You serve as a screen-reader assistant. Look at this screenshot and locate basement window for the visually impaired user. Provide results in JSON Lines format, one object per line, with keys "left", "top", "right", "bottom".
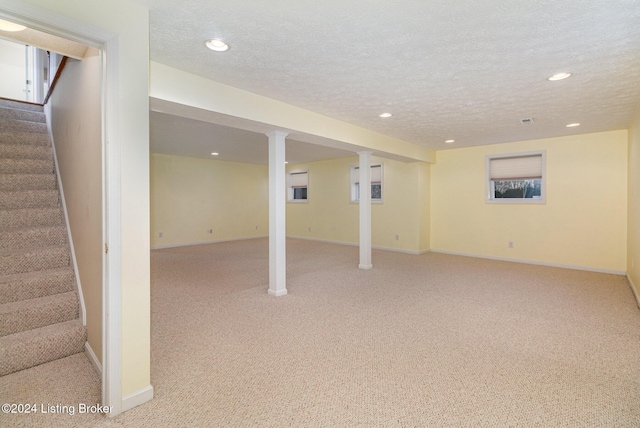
{"left": 288, "top": 171, "right": 308, "bottom": 202}
{"left": 486, "top": 151, "right": 546, "bottom": 203}
{"left": 351, "top": 164, "right": 383, "bottom": 202}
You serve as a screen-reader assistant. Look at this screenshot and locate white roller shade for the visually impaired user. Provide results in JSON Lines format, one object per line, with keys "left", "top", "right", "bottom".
{"left": 490, "top": 155, "right": 542, "bottom": 180}
{"left": 290, "top": 171, "right": 308, "bottom": 188}
{"left": 355, "top": 165, "right": 382, "bottom": 184}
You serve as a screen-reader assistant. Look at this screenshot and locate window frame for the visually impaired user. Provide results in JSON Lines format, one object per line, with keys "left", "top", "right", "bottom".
{"left": 287, "top": 170, "right": 309, "bottom": 203}
{"left": 485, "top": 150, "right": 546, "bottom": 204}
{"left": 350, "top": 163, "right": 383, "bottom": 203}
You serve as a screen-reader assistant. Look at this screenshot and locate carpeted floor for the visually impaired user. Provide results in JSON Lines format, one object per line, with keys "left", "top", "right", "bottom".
{"left": 2, "top": 238, "right": 639, "bottom": 427}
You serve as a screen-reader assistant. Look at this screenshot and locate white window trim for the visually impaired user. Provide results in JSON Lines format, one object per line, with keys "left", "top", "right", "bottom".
{"left": 350, "top": 163, "right": 384, "bottom": 204}
{"left": 485, "top": 150, "right": 546, "bottom": 204}
{"left": 287, "top": 170, "right": 308, "bottom": 203}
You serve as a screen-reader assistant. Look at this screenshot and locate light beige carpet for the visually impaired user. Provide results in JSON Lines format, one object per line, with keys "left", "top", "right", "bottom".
{"left": 2, "top": 238, "right": 639, "bottom": 427}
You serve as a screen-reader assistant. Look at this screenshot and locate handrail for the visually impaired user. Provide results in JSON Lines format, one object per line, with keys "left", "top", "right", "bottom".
{"left": 43, "top": 55, "right": 68, "bottom": 106}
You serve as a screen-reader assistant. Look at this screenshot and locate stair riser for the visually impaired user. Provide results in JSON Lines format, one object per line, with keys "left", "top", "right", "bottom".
{"left": 0, "top": 227, "right": 67, "bottom": 251}
{"left": 0, "top": 269, "right": 74, "bottom": 304}
{"left": 0, "top": 132, "right": 50, "bottom": 146}
{"left": 0, "top": 320, "right": 85, "bottom": 376}
{"left": 0, "top": 159, "right": 54, "bottom": 174}
{"left": 0, "top": 247, "right": 70, "bottom": 275}
{"left": 0, "top": 99, "right": 44, "bottom": 113}
{"left": 0, "top": 174, "right": 57, "bottom": 191}
{"left": 0, "top": 208, "right": 64, "bottom": 229}
{"left": 0, "top": 108, "right": 46, "bottom": 123}
{"left": 0, "top": 119, "right": 47, "bottom": 134}
{"left": 0, "top": 293, "right": 78, "bottom": 336}
{"left": 0, "top": 190, "right": 59, "bottom": 209}
{"left": 0, "top": 144, "right": 52, "bottom": 160}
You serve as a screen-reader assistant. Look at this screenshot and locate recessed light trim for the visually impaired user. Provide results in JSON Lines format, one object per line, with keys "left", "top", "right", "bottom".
{"left": 547, "top": 72, "right": 572, "bottom": 81}
{"left": 211, "top": 152, "right": 219, "bottom": 156}
{"left": 379, "top": 113, "right": 392, "bottom": 118}
{"left": 566, "top": 123, "right": 580, "bottom": 128}
{"left": 205, "top": 39, "right": 230, "bottom": 52}
{"left": 0, "top": 19, "right": 26, "bottom": 32}
{"left": 445, "top": 140, "right": 455, "bottom": 144}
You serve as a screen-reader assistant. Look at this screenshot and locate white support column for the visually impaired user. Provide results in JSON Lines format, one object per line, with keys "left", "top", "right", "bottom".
{"left": 267, "top": 130, "right": 289, "bottom": 296}
{"left": 358, "top": 151, "right": 373, "bottom": 269}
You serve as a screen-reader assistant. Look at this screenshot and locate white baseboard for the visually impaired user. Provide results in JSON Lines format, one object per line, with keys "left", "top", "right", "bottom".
{"left": 430, "top": 249, "right": 626, "bottom": 276}
{"left": 288, "top": 235, "right": 430, "bottom": 255}
{"left": 122, "top": 385, "right": 154, "bottom": 413}
{"left": 627, "top": 274, "right": 640, "bottom": 309}
{"left": 84, "top": 341, "right": 102, "bottom": 376}
{"left": 151, "top": 235, "right": 268, "bottom": 250}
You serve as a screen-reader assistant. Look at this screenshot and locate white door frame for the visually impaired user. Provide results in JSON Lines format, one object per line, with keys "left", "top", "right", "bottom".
{"left": 0, "top": 0, "right": 123, "bottom": 416}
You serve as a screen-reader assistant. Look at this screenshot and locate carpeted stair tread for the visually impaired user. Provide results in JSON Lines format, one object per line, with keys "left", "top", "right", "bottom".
{"left": 0, "top": 173, "right": 57, "bottom": 191}
{"left": 0, "top": 267, "right": 74, "bottom": 304}
{"left": 0, "top": 225, "right": 67, "bottom": 250}
{"left": 0, "top": 245, "right": 70, "bottom": 275}
{"left": 0, "top": 207, "right": 64, "bottom": 229}
{"left": 0, "top": 118, "right": 47, "bottom": 134}
{"left": 0, "top": 319, "right": 85, "bottom": 376}
{"left": 0, "top": 131, "right": 50, "bottom": 146}
{"left": 0, "top": 107, "right": 46, "bottom": 123}
{"left": 0, "top": 189, "right": 59, "bottom": 209}
{"left": 0, "top": 291, "right": 78, "bottom": 337}
{"left": 0, "top": 143, "right": 52, "bottom": 160}
{"left": 0, "top": 99, "right": 44, "bottom": 112}
{"left": 0, "top": 158, "right": 54, "bottom": 174}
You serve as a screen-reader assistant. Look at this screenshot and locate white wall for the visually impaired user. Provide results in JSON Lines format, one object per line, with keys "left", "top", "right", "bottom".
{"left": 0, "top": 38, "right": 26, "bottom": 100}
{"left": 47, "top": 49, "right": 103, "bottom": 364}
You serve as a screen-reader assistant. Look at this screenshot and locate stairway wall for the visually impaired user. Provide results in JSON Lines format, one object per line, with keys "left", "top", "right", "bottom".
{"left": 46, "top": 48, "right": 103, "bottom": 366}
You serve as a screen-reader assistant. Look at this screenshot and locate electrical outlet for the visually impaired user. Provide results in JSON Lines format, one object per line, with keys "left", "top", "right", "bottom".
{"left": 395, "top": 234, "right": 399, "bottom": 240}
{"left": 508, "top": 241, "right": 514, "bottom": 248}
{"left": 308, "top": 226, "right": 311, "bottom": 232}
{"left": 255, "top": 225, "right": 258, "bottom": 230}
{"left": 207, "top": 229, "right": 213, "bottom": 234}
{"left": 159, "top": 232, "right": 163, "bottom": 238}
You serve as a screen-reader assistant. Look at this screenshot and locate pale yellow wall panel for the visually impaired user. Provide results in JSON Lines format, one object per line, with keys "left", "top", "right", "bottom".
{"left": 150, "top": 154, "right": 268, "bottom": 248}
{"left": 431, "top": 131, "right": 628, "bottom": 272}
{"left": 628, "top": 108, "right": 640, "bottom": 294}
{"left": 48, "top": 54, "right": 103, "bottom": 364}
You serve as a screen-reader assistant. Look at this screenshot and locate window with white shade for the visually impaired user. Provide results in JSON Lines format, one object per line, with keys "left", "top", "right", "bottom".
{"left": 486, "top": 151, "right": 545, "bottom": 203}
{"left": 351, "top": 164, "right": 383, "bottom": 202}
{"left": 288, "top": 171, "right": 308, "bottom": 201}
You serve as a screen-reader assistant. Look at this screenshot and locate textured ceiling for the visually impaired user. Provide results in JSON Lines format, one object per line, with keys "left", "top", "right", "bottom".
{"left": 145, "top": 0, "right": 640, "bottom": 152}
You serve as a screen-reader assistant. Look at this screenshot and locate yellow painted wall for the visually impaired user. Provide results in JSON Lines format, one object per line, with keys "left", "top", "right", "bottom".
{"left": 286, "top": 156, "right": 430, "bottom": 253}
{"left": 19, "top": 0, "right": 152, "bottom": 398}
{"left": 150, "top": 153, "right": 268, "bottom": 248}
{"left": 431, "top": 131, "right": 628, "bottom": 272}
{"left": 48, "top": 49, "right": 103, "bottom": 364}
{"left": 628, "top": 108, "right": 640, "bottom": 298}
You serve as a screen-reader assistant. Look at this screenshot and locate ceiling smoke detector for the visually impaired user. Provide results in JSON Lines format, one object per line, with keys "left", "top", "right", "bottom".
{"left": 520, "top": 118, "right": 534, "bottom": 125}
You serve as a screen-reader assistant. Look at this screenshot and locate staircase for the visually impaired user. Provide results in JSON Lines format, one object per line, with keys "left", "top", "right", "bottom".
{"left": 0, "top": 99, "right": 86, "bottom": 376}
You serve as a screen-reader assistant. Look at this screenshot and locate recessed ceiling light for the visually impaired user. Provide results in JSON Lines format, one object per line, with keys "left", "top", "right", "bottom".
{"left": 547, "top": 72, "right": 572, "bottom": 81}
{"left": 211, "top": 152, "right": 219, "bottom": 156}
{"left": 379, "top": 113, "right": 392, "bottom": 118}
{"left": 445, "top": 140, "right": 455, "bottom": 143}
{"left": 566, "top": 123, "right": 580, "bottom": 128}
{"left": 205, "top": 39, "right": 230, "bottom": 52}
{"left": 0, "top": 19, "right": 26, "bottom": 32}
